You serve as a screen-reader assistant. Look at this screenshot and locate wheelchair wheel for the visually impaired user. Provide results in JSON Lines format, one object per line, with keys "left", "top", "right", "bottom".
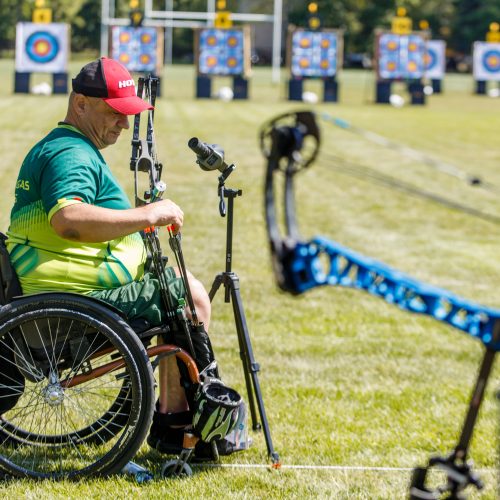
{"left": 0, "top": 377, "right": 132, "bottom": 447}
{"left": 0, "top": 293, "right": 155, "bottom": 480}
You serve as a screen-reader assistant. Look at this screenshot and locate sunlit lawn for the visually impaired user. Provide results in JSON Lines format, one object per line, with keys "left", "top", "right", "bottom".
{"left": 0, "top": 58, "right": 499, "bottom": 498}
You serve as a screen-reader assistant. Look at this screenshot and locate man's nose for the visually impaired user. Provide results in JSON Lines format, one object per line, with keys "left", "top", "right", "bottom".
{"left": 119, "top": 115, "right": 130, "bottom": 129}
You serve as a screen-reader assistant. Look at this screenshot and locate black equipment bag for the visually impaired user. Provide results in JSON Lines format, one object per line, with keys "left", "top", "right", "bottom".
{"left": 0, "top": 232, "right": 25, "bottom": 412}
{"left": 0, "top": 233, "right": 22, "bottom": 305}
{"left": 0, "top": 335, "right": 26, "bottom": 413}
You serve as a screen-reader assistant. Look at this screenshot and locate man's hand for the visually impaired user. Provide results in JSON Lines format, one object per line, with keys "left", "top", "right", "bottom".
{"left": 146, "top": 199, "right": 184, "bottom": 233}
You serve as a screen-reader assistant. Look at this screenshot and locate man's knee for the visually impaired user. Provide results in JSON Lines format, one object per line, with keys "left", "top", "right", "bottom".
{"left": 178, "top": 269, "right": 211, "bottom": 326}
{"left": 190, "top": 277, "right": 210, "bottom": 308}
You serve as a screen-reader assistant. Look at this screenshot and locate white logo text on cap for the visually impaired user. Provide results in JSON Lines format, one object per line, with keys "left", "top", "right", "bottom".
{"left": 118, "top": 79, "right": 134, "bottom": 88}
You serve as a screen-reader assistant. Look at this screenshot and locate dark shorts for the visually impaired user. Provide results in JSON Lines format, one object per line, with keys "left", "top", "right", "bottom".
{"left": 88, "top": 268, "right": 185, "bottom": 327}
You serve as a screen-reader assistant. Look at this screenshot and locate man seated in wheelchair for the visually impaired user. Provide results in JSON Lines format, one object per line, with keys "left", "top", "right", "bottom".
{"left": 4, "top": 57, "right": 244, "bottom": 460}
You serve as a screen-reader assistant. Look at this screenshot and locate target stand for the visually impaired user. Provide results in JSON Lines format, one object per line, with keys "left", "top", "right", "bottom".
{"left": 374, "top": 30, "right": 427, "bottom": 105}
{"left": 286, "top": 28, "right": 342, "bottom": 103}
{"left": 196, "top": 74, "right": 249, "bottom": 100}
{"left": 425, "top": 40, "right": 446, "bottom": 95}
{"left": 473, "top": 41, "right": 500, "bottom": 95}
{"left": 14, "top": 71, "right": 68, "bottom": 94}
{"left": 110, "top": 25, "right": 164, "bottom": 97}
{"left": 14, "top": 22, "right": 69, "bottom": 95}
{"left": 288, "top": 76, "right": 338, "bottom": 102}
{"left": 194, "top": 27, "right": 251, "bottom": 100}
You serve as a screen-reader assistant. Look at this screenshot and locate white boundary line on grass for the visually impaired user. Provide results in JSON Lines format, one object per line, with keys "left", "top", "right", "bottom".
{"left": 194, "top": 464, "right": 496, "bottom": 473}
{"left": 195, "top": 464, "right": 411, "bottom": 471}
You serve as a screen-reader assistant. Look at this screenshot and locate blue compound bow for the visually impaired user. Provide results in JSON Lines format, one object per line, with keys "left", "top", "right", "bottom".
{"left": 260, "top": 110, "right": 499, "bottom": 499}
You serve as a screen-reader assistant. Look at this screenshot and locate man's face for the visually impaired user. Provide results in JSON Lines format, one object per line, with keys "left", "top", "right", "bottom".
{"left": 81, "top": 96, "right": 130, "bottom": 149}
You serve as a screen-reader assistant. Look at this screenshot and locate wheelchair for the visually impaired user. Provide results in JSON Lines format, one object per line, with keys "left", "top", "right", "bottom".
{"left": 0, "top": 233, "right": 204, "bottom": 480}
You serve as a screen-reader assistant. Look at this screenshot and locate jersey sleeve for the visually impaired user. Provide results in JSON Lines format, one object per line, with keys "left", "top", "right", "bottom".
{"left": 40, "top": 147, "right": 100, "bottom": 222}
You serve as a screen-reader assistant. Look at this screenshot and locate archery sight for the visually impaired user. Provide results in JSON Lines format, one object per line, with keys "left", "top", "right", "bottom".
{"left": 129, "top": 77, "right": 164, "bottom": 207}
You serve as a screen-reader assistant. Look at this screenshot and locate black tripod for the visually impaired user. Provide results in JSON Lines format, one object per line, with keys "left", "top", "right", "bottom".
{"left": 208, "top": 175, "right": 280, "bottom": 466}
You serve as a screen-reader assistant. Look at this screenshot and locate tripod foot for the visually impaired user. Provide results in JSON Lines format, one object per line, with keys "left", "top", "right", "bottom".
{"left": 270, "top": 452, "right": 281, "bottom": 469}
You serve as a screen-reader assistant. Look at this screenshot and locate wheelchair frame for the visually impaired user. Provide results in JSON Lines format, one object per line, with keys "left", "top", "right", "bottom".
{"left": 0, "top": 232, "right": 203, "bottom": 480}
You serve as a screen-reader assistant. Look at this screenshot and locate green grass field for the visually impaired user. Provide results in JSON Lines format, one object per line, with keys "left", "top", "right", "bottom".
{"left": 0, "top": 58, "right": 499, "bottom": 498}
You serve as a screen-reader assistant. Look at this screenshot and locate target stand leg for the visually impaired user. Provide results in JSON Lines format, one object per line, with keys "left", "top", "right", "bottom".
{"left": 475, "top": 80, "right": 487, "bottom": 95}
{"left": 431, "top": 79, "right": 442, "bottom": 94}
{"left": 288, "top": 78, "right": 303, "bottom": 101}
{"left": 14, "top": 72, "right": 31, "bottom": 93}
{"left": 53, "top": 72, "right": 68, "bottom": 94}
{"left": 196, "top": 75, "right": 212, "bottom": 98}
{"left": 375, "top": 80, "right": 391, "bottom": 103}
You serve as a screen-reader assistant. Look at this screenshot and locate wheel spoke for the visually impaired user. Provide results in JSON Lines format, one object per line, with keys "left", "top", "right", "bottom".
{"left": 0, "top": 298, "right": 153, "bottom": 479}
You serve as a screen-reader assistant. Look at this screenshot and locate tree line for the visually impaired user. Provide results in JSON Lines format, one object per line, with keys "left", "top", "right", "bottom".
{"left": 288, "top": 0, "right": 500, "bottom": 56}
{"left": 1, "top": 0, "right": 499, "bottom": 61}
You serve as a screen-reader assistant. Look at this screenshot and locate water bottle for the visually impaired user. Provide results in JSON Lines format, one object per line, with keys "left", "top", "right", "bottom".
{"left": 225, "top": 401, "right": 252, "bottom": 452}
{"left": 121, "top": 461, "right": 154, "bottom": 484}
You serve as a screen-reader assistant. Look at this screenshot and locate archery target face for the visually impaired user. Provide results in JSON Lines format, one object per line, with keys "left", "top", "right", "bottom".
{"left": 290, "top": 30, "right": 338, "bottom": 77}
{"left": 15, "top": 22, "right": 68, "bottom": 73}
{"left": 198, "top": 29, "right": 246, "bottom": 75}
{"left": 111, "top": 26, "right": 159, "bottom": 73}
{"left": 377, "top": 33, "right": 425, "bottom": 80}
{"left": 473, "top": 42, "right": 500, "bottom": 81}
{"left": 424, "top": 40, "right": 446, "bottom": 79}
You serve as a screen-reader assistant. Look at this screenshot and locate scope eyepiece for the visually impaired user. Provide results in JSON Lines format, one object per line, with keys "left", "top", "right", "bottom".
{"left": 188, "top": 137, "right": 212, "bottom": 159}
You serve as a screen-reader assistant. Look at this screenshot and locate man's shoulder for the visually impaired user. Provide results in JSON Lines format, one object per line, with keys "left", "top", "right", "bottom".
{"left": 44, "top": 127, "right": 96, "bottom": 153}
{"left": 36, "top": 128, "right": 104, "bottom": 170}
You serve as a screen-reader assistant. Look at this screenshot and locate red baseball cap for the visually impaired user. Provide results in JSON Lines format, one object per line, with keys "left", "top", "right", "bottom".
{"left": 72, "top": 57, "right": 153, "bottom": 115}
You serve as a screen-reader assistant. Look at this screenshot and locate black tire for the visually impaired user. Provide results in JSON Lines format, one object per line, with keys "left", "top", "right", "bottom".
{"left": 161, "top": 459, "right": 193, "bottom": 478}
{"left": 0, "top": 293, "right": 155, "bottom": 480}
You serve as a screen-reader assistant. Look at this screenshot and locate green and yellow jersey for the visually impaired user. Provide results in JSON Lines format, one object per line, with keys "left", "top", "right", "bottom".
{"left": 7, "top": 124, "right": 146, "bottom": 294}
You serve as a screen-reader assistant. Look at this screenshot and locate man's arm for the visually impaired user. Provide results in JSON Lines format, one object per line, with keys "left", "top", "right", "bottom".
{"left": 50, "top": 199, "right": 184, "bottom": 243}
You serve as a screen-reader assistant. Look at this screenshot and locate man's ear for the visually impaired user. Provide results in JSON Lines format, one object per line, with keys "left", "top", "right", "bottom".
{"left": 73, "top": 93, "right": 87, "bottom": 116}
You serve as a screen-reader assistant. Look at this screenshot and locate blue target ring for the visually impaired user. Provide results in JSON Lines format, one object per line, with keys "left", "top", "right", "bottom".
{"left": 482, "top": 49, "right": 500, "bottom": 73}
{"left": 425, "top": 48, "right": 437, "bottom": 70}
{"left": 26, "top": 31, "right": 59, "bottom": 64}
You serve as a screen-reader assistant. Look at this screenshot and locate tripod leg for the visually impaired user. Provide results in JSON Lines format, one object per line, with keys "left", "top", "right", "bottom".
{"left": 232, "top": 298, "right": 260, "bottom": 432}
{"left": 208, "top": 273, "right": 224, "bottom": 302}
{"left": 226, "top": 272, "right": 280, "bottom": 464}
{"left": 210, "top": 272, "right": 259, "bottom": 423}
